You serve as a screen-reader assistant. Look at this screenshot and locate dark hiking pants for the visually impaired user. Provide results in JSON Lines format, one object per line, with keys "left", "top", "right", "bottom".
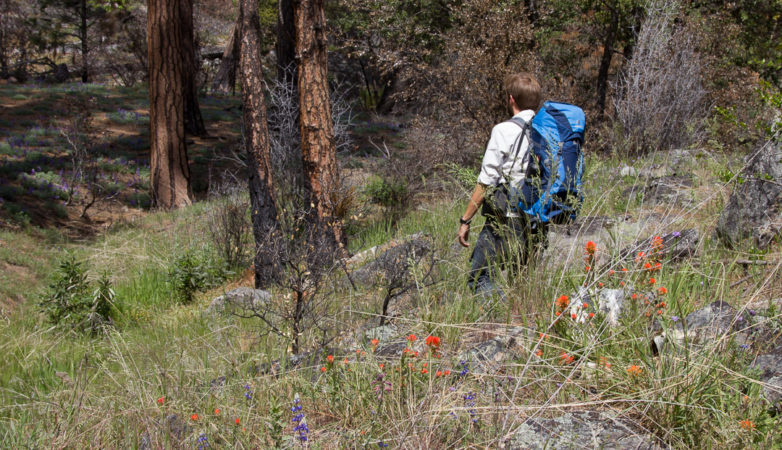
{"left": 467, "top": 214, "right": 548, "bottom": 292}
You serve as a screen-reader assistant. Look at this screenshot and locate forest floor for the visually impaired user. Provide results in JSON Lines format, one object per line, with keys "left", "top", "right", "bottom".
{"left": 0, "top": 82, "right": 780, "bottom": 448}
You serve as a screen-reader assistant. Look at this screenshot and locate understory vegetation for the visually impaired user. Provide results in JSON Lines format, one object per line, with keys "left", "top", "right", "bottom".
{"left": 0, "top": 144, "right": 780, "bottom": 447}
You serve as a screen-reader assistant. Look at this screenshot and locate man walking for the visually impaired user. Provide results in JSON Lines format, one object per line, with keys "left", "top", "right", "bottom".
{"left": 457, "top": 72, "right": 546, "bottom": 299}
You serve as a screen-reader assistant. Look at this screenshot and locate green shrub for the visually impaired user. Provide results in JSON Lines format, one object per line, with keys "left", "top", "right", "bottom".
{"left": 39, "top": 256, "right": 115, "bottom": 334}
{"left": 168, "top": 249, "right": 231, "bottom": 304}
{"left": 364, "top": 176, "right": 409, "bottom": 209}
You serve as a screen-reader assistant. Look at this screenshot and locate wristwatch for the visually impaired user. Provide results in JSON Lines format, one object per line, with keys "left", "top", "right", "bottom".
{"left": 459, "top": 217, "right": 471, "bottom": 225}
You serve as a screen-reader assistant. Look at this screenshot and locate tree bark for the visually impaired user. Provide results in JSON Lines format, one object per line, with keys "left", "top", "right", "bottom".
{"left": 181, "top": 0, "right": 207, "bottom": 136}
{"left": 240, "top": 0, "right": 279, "bottom": 288}
{"left": 294, "top": 0, "right": 345, "bottom": 247}
{"left": 596, "top": 6, "right": 619, "bottom": 116}
{"left": 211, "top": 17, "right": 240, "bottom": 94}
{"left": 148, "top": 0, "right": 193, "bottom": 209}
{"left": 276, "top": 0, "right": 296, "bottom": 84}
{"left": 80, "top": 0, "right": 88, "bottom": 82}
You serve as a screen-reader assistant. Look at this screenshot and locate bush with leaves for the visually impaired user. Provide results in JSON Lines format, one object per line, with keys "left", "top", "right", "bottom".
{"left": 169, "top": 248, "right": 231, "bottom": 305}
{"left": 40, "top": 255, "right": 115, "bottom": 334}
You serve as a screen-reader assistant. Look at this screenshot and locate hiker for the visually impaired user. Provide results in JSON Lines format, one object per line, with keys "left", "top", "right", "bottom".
{"left": 457, "top": 72, "right": 548, "bottom": 298}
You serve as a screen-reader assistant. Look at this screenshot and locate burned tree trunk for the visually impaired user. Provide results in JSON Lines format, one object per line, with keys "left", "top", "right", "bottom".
{"left": 293, "top": 0, "right": 345, "bottom": 248}
{"left": 79, "top": 0, "right": 88, "bottom": 82}
{"left": 276, "top": 0, "right": 296, "bottom": 84}
{"left": 596, "top": 6, "right": 619, "bottom": 116}
{"left": 211, "top": 17, "right": 241, "bottom": 94}
{"left": 181, "top": 0, "right": 206, "bottom": 136}
{"left": 240, "top": 0, "right": 279, "bottom": 288}
{"left": 148, "top": 0, "right": 193, "bottom": 209}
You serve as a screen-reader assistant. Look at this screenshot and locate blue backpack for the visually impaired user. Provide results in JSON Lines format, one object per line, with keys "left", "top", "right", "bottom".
{"left": 518, "top": 101, "right": 585, "bottom": 224}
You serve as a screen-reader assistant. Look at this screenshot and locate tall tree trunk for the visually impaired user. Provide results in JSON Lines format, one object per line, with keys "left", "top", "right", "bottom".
{"left": 240, "top": 0, "right": 279, "bottom": 288}
{"left": 181, "top": 0, "right": 207, "bottom": 136}
{"left": 293, "top": 0, "right": 344, "bottom": 248}
{"left": 596, "top": 7, "right": 619, "bottom": 116}
{"left": 0, "top": 15, "right": 8, "bottom": 79}
{"left": 211, "top": 18, "right": 240, "bottom": 94}
{"left": 80, "top": 0, "right": 88, "bottom": 83}
{"left": 148, "top": 0, "right": 193, "bottom": 209}
{"left": 276, "top": 0, "right": 296, "bottom": 84}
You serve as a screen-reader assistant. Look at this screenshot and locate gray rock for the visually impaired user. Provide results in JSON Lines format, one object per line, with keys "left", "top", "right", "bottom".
{"left": 365, "top": 325, "right": 398, "bottom": 343}
{"left": 638, "top": 164, "right": 671, "bottom": 179}
{"left": 620, "top": 165, "right": 638, "bottom": 177}
{"left": 716, "top": 140, "right": 782, "bottom": 249}
{"left": 544, "top": 215, "right": 638, "bottom": 269}
{"left": 376, "top": 341, "right": 407, "bottom": 358}
{"left": 206, "top": 287, "right": 271, "bottom": 315}
{"left": 458, "top": 327, "right": 527, "bottom": 374}
{"left": 651, "top": 301, "right": 765, "bottom": 353}
{"left": 624, "top": 175, "right": 694, "bottom": 206}
{"left": 620, "top": 229, "right": 699, "bottom": 263}
{"left": 570, "top": 287, "right": 629, "bottom": 327}
{"left": 597, "top": 288, "right": 627, "bottom": 326}
{"left": 746, "top": 297, "right": 782, "bottom": 315}
{"left": 751, "top": 342, "right": 782, "bottom": 412}
{"left": 507, "top": 410, "right": 661, "bottom": 449}
{"left": 345, "top": 233, "right": 431, "bottom": 289}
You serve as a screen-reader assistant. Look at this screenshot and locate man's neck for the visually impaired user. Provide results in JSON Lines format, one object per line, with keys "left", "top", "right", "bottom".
{"left": 512, "top": 107, "right": 522, "bottom": 116}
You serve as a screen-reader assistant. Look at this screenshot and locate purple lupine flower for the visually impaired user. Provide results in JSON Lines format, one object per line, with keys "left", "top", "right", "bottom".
{"left": 196, "top": 433, "right": 209, "bottom": 449}
{"left": 464, "top": 391, "right": 478, "bottom": 423}
{"left": 291, "top": 396, "right": 309, "bottom": 443}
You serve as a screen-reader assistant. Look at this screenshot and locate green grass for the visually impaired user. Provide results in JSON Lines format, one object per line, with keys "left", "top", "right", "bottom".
{"left": 0, "top": 146, "right": 779, "bottom": 447}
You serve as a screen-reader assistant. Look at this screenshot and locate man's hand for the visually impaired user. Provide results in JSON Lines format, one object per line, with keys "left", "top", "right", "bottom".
{"left": 458, "top": 223, "right": 471, "bottom": 247}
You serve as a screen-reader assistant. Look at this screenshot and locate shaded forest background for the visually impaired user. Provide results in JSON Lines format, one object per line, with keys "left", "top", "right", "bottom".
{"left": 2, "top": 0, "right": 779, "bottom": 157}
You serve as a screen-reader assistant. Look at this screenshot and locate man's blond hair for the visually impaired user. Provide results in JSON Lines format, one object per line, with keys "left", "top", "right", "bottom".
{"left": 504, "top": 73, "right": 542, "bottom": 111}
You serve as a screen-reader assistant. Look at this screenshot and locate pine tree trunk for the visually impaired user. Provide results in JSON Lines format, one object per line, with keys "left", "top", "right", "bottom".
{"left": 211, "top": 18, "right": 240, "bottom": 94}
{"left": 181, "top": 0, "right": 207, "bottom": 136}
{"left": 293, "top": 0, "right": 345, "bottom": 247}
{"left": 240, "top": 0, "right": 279, "bottom": 288}
{"left": 80, "top": 0, "right": 88, "bottom": 83}
{"left": 596, "top": 7, "right": 619, "bottom": 116}
{"left": 148, "top": 0, "right": 193, "bottom": 209}
{"left": 276, "top": 0, "right": 296, "bottom": 84}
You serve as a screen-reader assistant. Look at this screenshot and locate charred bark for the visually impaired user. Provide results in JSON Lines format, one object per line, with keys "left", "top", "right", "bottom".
{"left": 276, "top": 0, "right": 296, "bottom": 84}
{"left": 211, "top": 17, "right": 241, "bottom": 94}
{"left": 294, "top": 0, "right": 345, "bottom": 248}
{"left": 148, "top": 0, "right": 193, "bottom": 209}
{"left": 596, "top": 6, "right": 619, "bottom": 116}
{"left": 240, "top": 0, "right": 279, "bottom": 288}
{"left": 181, "top": 0, "right": 206, "bottom": 136}
{"left": 80, "top": 0, "right": 88, "bottom": 82}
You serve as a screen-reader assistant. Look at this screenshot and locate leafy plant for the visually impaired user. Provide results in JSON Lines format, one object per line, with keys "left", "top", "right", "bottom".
{"left": 39, "top": 255, "right": 115, "bottom": 334}
{"left": 364, "top": 176, "right": 408, "bottom": 209}
{"left": 168, "top": 249, "right": 230, "bottom": 305}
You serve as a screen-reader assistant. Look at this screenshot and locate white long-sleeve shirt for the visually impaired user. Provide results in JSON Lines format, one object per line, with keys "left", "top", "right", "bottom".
{"left": 477, "top": 109, "right": 535, "bottom": 187}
